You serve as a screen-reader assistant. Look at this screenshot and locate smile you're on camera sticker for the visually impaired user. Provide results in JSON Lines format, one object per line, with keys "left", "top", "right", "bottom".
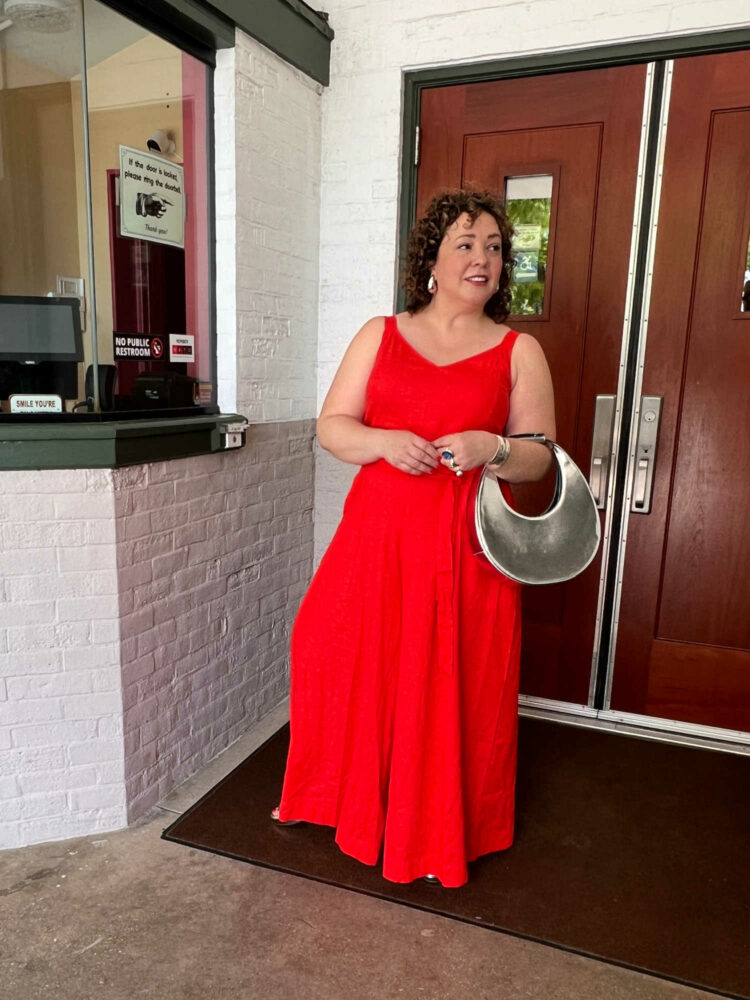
{"left": 119, "top": 145, "right": 185, "bottom": 248}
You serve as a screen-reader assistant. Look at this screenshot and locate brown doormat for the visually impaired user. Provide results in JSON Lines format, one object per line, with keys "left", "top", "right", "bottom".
{"left": 162, "top": 716, "right": 750, "bottom": 999}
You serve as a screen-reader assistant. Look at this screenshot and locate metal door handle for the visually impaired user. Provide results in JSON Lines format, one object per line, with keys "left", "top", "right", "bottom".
{"left": 633, "top": 457, "right": 649, "bottom": 509}
{"left": 591, "top": 457, "right": 604, "bottom": 503}
{"left": 630, "top": 396, "right": 663, "bottom": 514}
{"left": 590, "top": 395, "right": 615, "bottom": 508}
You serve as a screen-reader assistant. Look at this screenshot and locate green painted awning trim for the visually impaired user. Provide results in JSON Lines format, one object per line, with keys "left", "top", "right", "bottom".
{"left": 102, "top": 0, "right": 332, "bottom": 83}
{"left": 214, "top": 0, "right": 332, "bottom": 85}
{"left": 161, "top": 0, "right": 333, "bottom": 84}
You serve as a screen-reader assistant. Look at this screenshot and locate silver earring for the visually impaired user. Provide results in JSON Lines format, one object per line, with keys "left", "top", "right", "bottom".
{"left": 427, "top": 273, "right": 436, "bottom": 293}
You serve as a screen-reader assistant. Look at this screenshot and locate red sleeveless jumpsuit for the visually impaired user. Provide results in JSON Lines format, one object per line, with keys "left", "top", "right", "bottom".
{"left": 278, "top": 316, "right": 522, "bottom": 888}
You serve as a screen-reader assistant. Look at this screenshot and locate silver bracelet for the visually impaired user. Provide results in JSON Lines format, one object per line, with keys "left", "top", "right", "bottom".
{"left": 488, "top": 434, "right": 511, "bottom": 467}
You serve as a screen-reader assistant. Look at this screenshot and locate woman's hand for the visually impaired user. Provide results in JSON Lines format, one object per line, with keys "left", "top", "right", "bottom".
{"left": 432, "top": 430, "right": 497, "bottom": 473}
{"left": 380, "top": 430, "right": 441, "bottom": 476}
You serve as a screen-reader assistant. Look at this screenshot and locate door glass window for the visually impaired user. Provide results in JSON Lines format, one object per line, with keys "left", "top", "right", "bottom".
{"left": 741, "top": 231, "right": 750, "bottom": 312}
{"left": 505, "top": 174, "right": 553, "bottom": 316}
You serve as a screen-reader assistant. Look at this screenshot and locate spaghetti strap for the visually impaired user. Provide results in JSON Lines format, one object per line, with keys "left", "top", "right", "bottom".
{"left": 502, "top": 328, "right": 520, "bottom": 356}
{"left": 383, "top": 314, "right": 397, "bottom": 339}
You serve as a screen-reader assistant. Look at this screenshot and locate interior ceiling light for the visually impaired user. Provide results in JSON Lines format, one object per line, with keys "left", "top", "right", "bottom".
{"left": 3, "top": 0, "right": 77, "bottom": 33}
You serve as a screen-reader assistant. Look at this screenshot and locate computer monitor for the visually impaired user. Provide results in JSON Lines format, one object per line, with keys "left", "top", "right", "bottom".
{"left": 0, "top": 295, "right": 83, "bottom": 363}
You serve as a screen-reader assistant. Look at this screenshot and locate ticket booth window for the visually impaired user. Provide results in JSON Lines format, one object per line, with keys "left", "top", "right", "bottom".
{"left": 0, "top": 0, "right": 214, "bottom": 417}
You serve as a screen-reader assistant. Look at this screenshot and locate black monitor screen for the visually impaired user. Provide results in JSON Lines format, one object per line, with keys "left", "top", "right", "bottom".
{"left": 0, "top": 296, "right": 83, "bottom": 363}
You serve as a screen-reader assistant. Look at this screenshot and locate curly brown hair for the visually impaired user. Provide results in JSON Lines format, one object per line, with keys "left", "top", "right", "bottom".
{"left": 402, "top": 188, "right": 515, "bottom": 322}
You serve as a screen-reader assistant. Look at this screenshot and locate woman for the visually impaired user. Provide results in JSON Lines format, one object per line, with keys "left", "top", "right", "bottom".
{"left": 273, "top": 189, "right": 555, "bottom": 888}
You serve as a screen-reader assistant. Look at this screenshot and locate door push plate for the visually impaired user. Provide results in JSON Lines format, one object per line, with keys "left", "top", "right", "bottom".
{"left": 589, "top": 395, "right": 616, "bottom": 509}
{"left": 631, "top": 396, "right": 662, "bottom": 514}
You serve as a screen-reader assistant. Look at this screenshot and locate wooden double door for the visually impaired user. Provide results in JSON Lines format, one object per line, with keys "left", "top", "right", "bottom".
{"left": 416, "top": 50, "right": 750, "bottom": 735}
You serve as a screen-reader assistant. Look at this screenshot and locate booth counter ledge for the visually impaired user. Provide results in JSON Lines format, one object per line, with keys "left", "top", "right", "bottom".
{"left": 0, "top": 414, "right": 248, "bottom": 470}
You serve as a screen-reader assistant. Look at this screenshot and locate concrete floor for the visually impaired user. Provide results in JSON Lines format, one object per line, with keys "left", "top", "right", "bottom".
{"left": 1, "top": 703, "right": 723, "bottom": 1000}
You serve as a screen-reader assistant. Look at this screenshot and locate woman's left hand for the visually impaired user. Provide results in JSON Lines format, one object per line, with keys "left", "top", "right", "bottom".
{"left": 432, "top": 431, "right": 497, "bottom": 473}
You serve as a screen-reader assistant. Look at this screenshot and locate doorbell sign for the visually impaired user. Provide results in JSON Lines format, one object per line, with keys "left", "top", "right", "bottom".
{"left": 169, "top": 334, "right": 195, "bottom": 363}
{"left": 119, "top": 145, "right": 185, "bottom": 248}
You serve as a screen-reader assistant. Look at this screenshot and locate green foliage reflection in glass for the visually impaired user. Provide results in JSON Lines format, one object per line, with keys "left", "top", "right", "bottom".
{"left": 504, "top": 175, "right": 553, "bottom": 316}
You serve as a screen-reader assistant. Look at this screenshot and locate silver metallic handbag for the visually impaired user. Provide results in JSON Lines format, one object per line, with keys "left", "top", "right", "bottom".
{"left": 472, "top": 433, "right": 601, "bottom": 585}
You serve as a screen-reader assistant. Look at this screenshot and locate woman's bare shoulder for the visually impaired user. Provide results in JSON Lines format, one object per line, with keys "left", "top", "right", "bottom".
{"left": 349, "top": 315, "right": 389, "bottom": 349}
{"left": 510, "top": 330, "right": 543, "bottom": 352}
{"left": 319, "top": 317, "right": 389, "bottom": 419}
{"left": 509, "top": 331, "right": 551, "bottom": 385}
{"left": 333, "top": 316, "right": 389, "bottom": 373}
{"left": 510, "top": 331, "right": 549, "bottom": 363}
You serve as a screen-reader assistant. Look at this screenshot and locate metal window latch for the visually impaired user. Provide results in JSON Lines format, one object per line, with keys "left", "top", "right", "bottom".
{"left": 219, "top": 419, "right": 248, "bottom": 450}
{"left": 631, "top": 396, "right": 662, "bottom": 514}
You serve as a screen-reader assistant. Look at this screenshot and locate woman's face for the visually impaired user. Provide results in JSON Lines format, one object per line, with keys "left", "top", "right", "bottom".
{"left": 431, "top": 211, "right": 503, "bottom": 306}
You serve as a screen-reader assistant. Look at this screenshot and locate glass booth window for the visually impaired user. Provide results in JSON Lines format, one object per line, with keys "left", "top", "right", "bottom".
{"left": 0, "top": 3, "right": 89, "bottom": 413}
{"left": 505, "top": 175, "right": 553, "bottom": 317}
{"left": 0, "top": 0, "right": 213, "bottom": 417}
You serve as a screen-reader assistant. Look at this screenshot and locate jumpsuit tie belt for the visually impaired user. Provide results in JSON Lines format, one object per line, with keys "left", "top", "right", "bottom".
{"left": 435, "top": 472, "right": 467, "bottom": 678}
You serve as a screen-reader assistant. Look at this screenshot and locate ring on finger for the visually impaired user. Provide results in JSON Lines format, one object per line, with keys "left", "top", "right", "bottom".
{"left": 440, "top": 449, "right": 463, "bottom": 476}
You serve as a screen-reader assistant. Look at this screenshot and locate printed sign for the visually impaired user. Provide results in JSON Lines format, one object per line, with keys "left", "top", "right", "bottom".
{"left": 514, "top": 252, "right": 539, "bottom": 283}
{"left": 119, "top": 145, "right": 185, "bottom": 248}
{"left": 169, "top": 334, "right": 195, "bottom": 363}
{"left": 512, "top": 224, "right": 542, "bottom": 252}
{"left": 10, "top": 394, "right": 63, "bottom": 414}
{"left": 196, "top": 381, "right": 213, "bottom": 405}
{"left": 113, "top": 333, "right": 165, "bottom": 360}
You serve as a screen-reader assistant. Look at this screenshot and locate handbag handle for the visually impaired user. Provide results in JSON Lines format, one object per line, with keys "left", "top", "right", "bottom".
{"left": 506, "top": 432, "right": 553, "bottom": 446}
{"left": 503, "top": 433, "right": 559, "bottom": 506}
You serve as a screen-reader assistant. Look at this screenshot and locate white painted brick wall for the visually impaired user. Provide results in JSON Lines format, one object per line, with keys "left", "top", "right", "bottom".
{"left": 0, "top": 423, "right": 315, "bottom": 849}
{"left": 0, "top": 470, "right": 125, "bottom": 850}
{"left": 115, "top": 425, "right": 314, "bottom": 823}
{"left": 313, "top": 0, "right": 750, "bottom": 561}
{"left": 216, "top": 29, "right": 322, "bottom": 424}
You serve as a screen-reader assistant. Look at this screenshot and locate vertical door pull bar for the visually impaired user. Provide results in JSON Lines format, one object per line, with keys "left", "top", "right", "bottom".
{"left": 631, "top": 396, "right": 663, "bottom": 513}
{"left": 589, "top": 395, "right": 616, "bottom": 508}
